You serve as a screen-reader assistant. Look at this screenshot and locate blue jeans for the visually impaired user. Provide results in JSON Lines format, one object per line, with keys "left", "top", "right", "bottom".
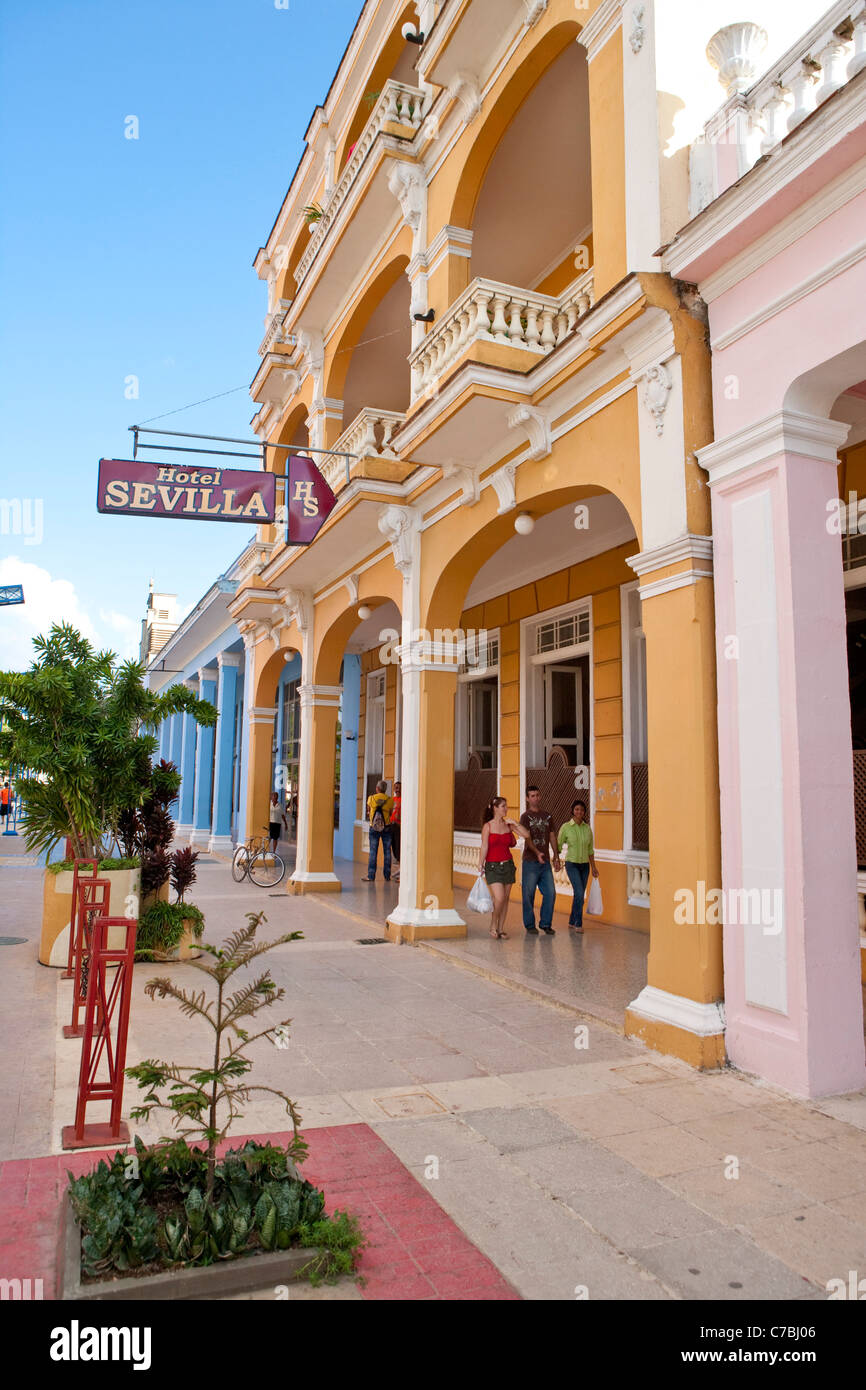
{"left": 367, "top": 828, "right": 392, "bottom": 880}
{"left": 565, "top": 861, "right": 590, "bottom": 926}
{"left": 521, "top": 858, "right": 555, "bottom": 930}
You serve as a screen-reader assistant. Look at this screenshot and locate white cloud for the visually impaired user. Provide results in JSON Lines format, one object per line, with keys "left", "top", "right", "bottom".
{"left": 98, "top": 608, "right": 141, "bottom": 661}
{"left": 0, "top": 558, "right": 139, "bottom": 671}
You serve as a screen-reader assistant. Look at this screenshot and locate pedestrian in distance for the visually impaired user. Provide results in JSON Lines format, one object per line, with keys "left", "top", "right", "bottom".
{"left": 519, "top": 785, "right": 562, "bottom": 934}
{"left": 557, "top": 799, "right": 598, "bottom": 932}
{"left": 479, "top": 797, "right": 533, "bottom": 939}
{"left": 268, "top": 791, "right": 288, "bottom": 855}
{"left": 363, "top": 780, "right": 394, "bottom": 882}
{"left": 391, "top": 780, "right": 402, "bottom": 882}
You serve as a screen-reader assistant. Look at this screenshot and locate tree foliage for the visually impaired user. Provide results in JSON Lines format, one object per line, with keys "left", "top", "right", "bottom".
{"left": 0, "top": 624, "right": 216, "bottom": 860}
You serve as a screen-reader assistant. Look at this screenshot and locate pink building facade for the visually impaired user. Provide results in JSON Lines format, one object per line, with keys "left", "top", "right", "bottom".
{"left": 667, "top": 14, "right": 866, "bottom": 1096}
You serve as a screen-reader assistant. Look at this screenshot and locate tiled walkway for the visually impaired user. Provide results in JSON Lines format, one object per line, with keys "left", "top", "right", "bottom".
{"left": 324, "top": 857, "right": 649, "bottom": 1025}
{"left": 3, "top": 857, "right": 866, "bottom": 1300}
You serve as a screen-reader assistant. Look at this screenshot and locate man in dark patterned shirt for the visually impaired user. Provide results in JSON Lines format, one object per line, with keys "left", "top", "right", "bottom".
{"left": 519, "top": 785, "right": 562, "bottom": 934}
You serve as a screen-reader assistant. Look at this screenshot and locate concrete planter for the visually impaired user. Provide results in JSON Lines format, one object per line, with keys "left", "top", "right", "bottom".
{"left": 162, "top": 915, "right": 203, "bottom": 961}
{"left": 59, "top": 1193, "right": 319, "bottom": 1300}
{"left": 40, "top": 866, "right": 141, "bottom": 968}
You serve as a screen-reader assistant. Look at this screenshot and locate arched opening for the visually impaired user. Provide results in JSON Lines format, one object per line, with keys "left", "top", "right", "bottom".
{"left": 326, "top": 254, "right": 412, "bottom": 440}
{"left": 316, "top": 593, "right": 403, "bottom": 873}
{"left": 335, "top": 5, "right": 419, "bottom": 174}
{"left": 470, "top": 42, "right": 591, "bottom": 291}
{"left": 449, "top": 24, "right": 592, "bottom": 295}
{"left": 249, "top": 643, "right": 303, "bottom": 851}
{"left": 419, "top": 486, "right": 649, "bottom": 1012}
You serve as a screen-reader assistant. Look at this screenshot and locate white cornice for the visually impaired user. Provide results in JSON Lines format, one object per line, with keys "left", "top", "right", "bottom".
{"left": 626, "top": 534, "right": 713, "bottom": 576}
{"left": 698, "top": 410, "right": 851, "bottom": 486}
{"left": 698, "top": 155, "right": 866, "bottom": 304}
{"left": 711, "top": 235, "right": 866, "bottom": 352}
{"left": 664, "top": 72, "right": 866, "bottom": 284}
{"left": 578, "top": 0, "right": 626, "bottom": 62}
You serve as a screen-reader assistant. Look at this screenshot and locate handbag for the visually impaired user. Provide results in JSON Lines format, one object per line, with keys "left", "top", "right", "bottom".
{"left": 467, "top": 873, "right": 494, "bottom": 914}
{"left": 586, "top": 874, "right": 603, "bottom": 916}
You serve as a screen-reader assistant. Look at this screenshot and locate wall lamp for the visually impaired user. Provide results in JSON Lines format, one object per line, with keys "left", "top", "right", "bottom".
{"left": 413, "top": 309, "right": 435, "bottom": 322}
{"left": 402, "top": 23, "right": 425, "bottom": 43}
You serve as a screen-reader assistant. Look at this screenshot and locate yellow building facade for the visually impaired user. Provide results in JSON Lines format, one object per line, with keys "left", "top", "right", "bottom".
{"left": 230, "top": 0, "right": 725, "bottom": 1069}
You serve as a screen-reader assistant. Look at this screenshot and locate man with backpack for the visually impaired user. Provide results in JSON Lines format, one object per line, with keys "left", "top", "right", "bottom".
{"left": 363, "top": 780, "right": 394, "bottom": 882}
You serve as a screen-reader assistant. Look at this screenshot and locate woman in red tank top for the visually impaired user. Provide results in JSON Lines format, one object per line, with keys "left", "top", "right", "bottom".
{"left": 478, "top": 797, "right": 533, "bottom": 939}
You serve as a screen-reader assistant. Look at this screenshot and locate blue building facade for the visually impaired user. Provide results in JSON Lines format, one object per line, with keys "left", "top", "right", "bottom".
{"left": 148, "top": 546, "right": 361, "bottom": 862}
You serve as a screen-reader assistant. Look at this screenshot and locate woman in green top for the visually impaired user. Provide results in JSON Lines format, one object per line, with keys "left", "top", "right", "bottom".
{"left": 557, "top": 800, "right": 598, "bottom": 932}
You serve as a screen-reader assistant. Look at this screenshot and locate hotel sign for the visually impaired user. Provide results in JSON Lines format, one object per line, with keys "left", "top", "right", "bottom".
{"left": 97, "top": 458, "right": 277, "bottom": 524}
{"left": 284, "top": 453, "right": 337, "bottom": 545}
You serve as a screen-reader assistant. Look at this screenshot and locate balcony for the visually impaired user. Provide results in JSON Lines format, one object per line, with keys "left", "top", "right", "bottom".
{"left": 409, "top": 269, "right": 594, "bottom": 403}
{"left": 318, "top": 408, "right": 411, "bottom": 494}
{"left": 294, "top": 80, "right": 428, "bottom": 294}
{"left": 690, "top": 5, "right": 866, "bottom": 215}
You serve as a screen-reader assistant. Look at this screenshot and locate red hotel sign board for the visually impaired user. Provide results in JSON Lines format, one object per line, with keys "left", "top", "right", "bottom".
{"left": 97, "top": 458, "right": 277, "bottom": 525}
{"left": 285, "top": 453, "right": 337, "bottom": 545}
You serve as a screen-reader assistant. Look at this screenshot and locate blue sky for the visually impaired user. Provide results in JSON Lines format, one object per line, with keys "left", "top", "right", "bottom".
{"left": 0, "top": 0, "right": 362, "bottom": 669}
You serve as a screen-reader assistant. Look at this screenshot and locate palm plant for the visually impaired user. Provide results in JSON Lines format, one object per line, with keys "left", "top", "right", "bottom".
{"left": 0, "top": 624, "right": 216, "bottom": 860}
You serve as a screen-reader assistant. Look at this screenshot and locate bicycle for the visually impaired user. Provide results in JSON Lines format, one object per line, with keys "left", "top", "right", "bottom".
{"left": 232, "top": 828, "right": 286, "bottom": 888}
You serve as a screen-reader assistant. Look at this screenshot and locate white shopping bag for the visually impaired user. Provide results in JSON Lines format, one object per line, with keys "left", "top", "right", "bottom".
{"left": 586, "top": 874, "right": 603, "bottom": 917}
{"left": 467, "top": 873, "right": 494, "bottom": 914}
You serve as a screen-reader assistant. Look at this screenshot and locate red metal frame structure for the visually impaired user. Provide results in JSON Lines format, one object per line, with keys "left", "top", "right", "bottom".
{"left": 62, "top": 915, "right": 136, "bottom": 1150}
{"left": 62, "top": 858, "right": 98, "bottom": 980}
{"left": 63, "top": 877, "right": 110, "bottom": 1039}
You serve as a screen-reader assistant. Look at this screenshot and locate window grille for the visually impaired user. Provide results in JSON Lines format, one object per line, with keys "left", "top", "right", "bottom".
{"left": 535, "top": 610, "right": 589, "bottom": 655}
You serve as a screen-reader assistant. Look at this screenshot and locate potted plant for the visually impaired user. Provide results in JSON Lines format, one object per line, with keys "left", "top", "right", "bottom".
{"left": 136, "top": 846, "right": 204, "bottom": 961}
{"left": 60, "top": 913, "right": 365, "bottom": 1298}
{"left": 302, "top": 202, "right": 325, "bottom": 230}
{"left": 0, "top": 624, "right": 216, "bottom": 965}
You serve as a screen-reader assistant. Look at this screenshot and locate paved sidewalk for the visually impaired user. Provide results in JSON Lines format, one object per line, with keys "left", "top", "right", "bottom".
{"left": 322, "top": 857, "right": 649, "bottom": 1024}
{"left": 0, "top": 861, "right": 57, "bottom": 1160}
{"left": 3, "top": 859, "right": 866, "bottom": 1299}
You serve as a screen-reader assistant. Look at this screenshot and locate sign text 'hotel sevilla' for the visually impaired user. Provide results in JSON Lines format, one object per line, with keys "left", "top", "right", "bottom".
{"left": 97, "top": 456, "right": 337, "bottom": 538}
{"left": 97, "top": 459, "right": 277, "bottom": 525}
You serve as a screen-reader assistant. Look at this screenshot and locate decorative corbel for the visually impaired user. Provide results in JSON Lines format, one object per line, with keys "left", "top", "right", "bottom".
{"left": 344, "top": 573, "right": 360, "bottom": 606}
{"left": 297, "top": 328, "right": 324, "bottom": 380}
{"left": 447, "top": 72, "right": 482, "bottom": 123}
{"left": 629, "top": 4, "right": 646, "bottom": 54}
{"left": 283, "top": 587, "right": 313, "bottom": 634}
{"left": 378, "top": 505, "right": 420, "bottom": 579}
{"left": 443, "top": 462, "right": 480, "bottom": 507}
{"left": 507, "top": 404, "right": 552, "bottom": 460}
{"left": 638, "top": 362, "right": 673, "bottom": 436}
{"left": 489, "top": 462, "right": 517, "bottom": 515}
{"left": 523, "top": 0, "right": 548, "bottom": 27}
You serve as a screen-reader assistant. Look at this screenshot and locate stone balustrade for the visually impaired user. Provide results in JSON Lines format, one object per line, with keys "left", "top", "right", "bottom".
{"left": 409, "top": 269, "right": 595, "bottom": 401}
{"left": 295, "top": 80, "right": 428, "bottom": 289}
{"left": 258, "top": 301, "right": 296, "bottom": 357}
{"left": 627, "top": 857, "right": 651, "bottom": 908}
{"left": 691, "top": 6, "right": 866, "bottom": 213}
{"left": 318, "top": 408, "right": 407, "bottom": 493}
{"left": 332, "top": 407, "right": 405, "bottom": 462}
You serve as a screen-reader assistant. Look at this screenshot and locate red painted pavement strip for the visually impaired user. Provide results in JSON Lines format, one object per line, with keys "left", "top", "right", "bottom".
{"left": 0, "top": 1124, "right": 520, "bottom": 1301}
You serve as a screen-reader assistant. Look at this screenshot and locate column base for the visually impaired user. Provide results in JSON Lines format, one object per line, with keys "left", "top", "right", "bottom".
{"left": 289, "top": 873, "right": 342, "bottom": 895}
{"left": 207, "top": 834, "right": 235, "bottom": 856}
{"left": 189, "top": 827, "right": 212, "bottom": 848}
{"left": 625, "top": 985, "right": 727, "bottom": 1070}
{"left": 173, "top": 824, "right": 193, "bottom": 844}
{"left": 385, "top": 907, "right": 467, "bottom": 943}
